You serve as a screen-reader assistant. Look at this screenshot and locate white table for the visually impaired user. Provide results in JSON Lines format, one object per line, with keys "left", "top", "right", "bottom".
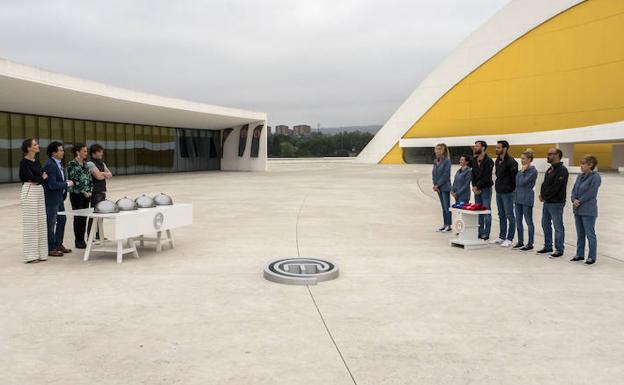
{"left": 61, "top": 203, "right": 193, "bottom": 263}
{"left": 450, "top": 208, "right": 492, "bottom": 250}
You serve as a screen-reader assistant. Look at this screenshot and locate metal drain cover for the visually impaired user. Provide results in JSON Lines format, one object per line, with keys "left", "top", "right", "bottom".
{"left": 264, "top": 258, "right": 339, "bottom": 285}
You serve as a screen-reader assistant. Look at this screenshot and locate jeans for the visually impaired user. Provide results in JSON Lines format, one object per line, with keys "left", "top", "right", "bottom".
{"left": 437, "top": 191, "right": 452, "bottom": 226}
{"left": 46, "top": 200, "right": 66, "bottom": 251}
{"left": 574, "top": 215, "right": 597, "bottom": 260}
{"left": 496, "top": 192, "right": 515, "bottom": 241}
{"left": 70, "top": 192, "right": 90, "bottom": 246}
{"left": 474, "top": 187, "right": 492, "bottom": 238}
{"left": 515, "top": 204, "right": 534, "bottom": 246}
{"left": 542, "top": 202, "right": 565, "bottom": 252}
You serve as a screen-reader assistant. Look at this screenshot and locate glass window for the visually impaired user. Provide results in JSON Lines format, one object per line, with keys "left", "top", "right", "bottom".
{"left": 0, "top": 112, "right": 10, "bottom": 182}
{"left": 10, "top": 114, "right": 24, "bottom": 181}
{"left": 37, "top": 116, "right": 51, "bottom": 165}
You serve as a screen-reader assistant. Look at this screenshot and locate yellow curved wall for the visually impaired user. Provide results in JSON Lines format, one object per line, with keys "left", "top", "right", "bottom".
{"left": 382, "top": 0, "right": 624, "bottom": 165}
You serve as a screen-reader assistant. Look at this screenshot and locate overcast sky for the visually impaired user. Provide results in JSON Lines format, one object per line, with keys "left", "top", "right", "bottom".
{"left": 0, "top": 0, "right": 509, "bottom": 128}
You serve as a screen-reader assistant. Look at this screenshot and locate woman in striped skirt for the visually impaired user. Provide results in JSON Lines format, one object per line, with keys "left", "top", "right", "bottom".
{"left": 19, "top": 138, "right": 49, "bottom": 263}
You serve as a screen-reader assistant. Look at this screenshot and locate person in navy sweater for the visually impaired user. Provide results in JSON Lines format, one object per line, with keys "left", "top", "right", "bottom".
{"left": 451, "top": 154, "right": 472, "bottom": 204}
{"left": 432, "top": 143, "right": 452, "bottom": 232}
{"left": 43, "top": 142, "right": 74, "bottom": 257}
{"left": 514, "top": 149, "right": 538, "bottom": 251}
{"left": 570, "top": 155, "right": 602, "bottom": 265}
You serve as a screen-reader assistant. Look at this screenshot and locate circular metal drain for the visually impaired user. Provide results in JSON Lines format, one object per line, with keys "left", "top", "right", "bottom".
{"left": 264, "top": 258, "right": 339, "bottom": 285}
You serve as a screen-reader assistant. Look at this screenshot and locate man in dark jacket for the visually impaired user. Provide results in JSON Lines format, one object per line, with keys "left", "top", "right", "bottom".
{"left": 538, "top": 148, "right": 569, "bottom": 258}
{"left": 471, "top": 140, "right": 494, "bottom": 240}
{"left": 492, "top": 140, "right": 518, "bottom": 247}
{"left": 43, "top": 141, "right": 74, "bottom": 257}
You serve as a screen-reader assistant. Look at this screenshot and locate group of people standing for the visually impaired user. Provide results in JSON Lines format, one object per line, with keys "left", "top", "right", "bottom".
{"left": 433, "top": 140, "right": 602, "bottom": 264}
{"left": 19, "top": 139, "right": 112, "bottom": 263}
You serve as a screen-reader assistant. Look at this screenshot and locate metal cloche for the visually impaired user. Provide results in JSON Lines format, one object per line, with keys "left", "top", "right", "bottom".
{"left": 135, "top": 194, "right": 156, "bottom": 208}
{"left": 94, "top": 199, "right": 119, "bottom": 214}
{"left": 153, "top": 193, "right": 173, "bottom": 206}
{"left": 116, "top": 196, "right": 138, "bottom": 211}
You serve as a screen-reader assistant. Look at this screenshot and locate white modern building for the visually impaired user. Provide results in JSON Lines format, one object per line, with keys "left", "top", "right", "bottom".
{"left": 358, "top": 0, "right": 624, "bottom": 171}
{"left": 0, "top": 58, "right": 268, "bottom": 183}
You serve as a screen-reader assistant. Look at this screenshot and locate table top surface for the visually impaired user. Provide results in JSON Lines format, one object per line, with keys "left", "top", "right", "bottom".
{"left": 450, "top": 208, "right": 492, "bottom": 214}
{"left": 60, "top": 203, "right": 192, "bottom": 218}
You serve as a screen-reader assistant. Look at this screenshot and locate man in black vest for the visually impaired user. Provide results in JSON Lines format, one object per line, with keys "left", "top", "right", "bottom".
{"left": 86, "top": 144, "right": 113, "bottom": 239}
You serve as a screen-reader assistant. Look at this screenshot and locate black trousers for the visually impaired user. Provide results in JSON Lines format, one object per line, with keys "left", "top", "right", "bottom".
{"left": 87, "top": 192, "right": 106, "bottom": 239}
{"left": 70, "top": 192, "right": 90, "bottom": 245}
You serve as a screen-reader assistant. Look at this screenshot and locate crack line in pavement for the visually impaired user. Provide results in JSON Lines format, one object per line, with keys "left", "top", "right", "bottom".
{"left": 306, "top": 285, "right": 358, "bottom": 385}
{"left": 295, "top": 195, "right": 358, "bottom": 384}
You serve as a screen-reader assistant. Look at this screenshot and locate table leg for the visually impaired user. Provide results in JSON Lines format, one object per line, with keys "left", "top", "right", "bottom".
{"left": 116, "top": 240, "right": 123, "bottom": 264}
{"left": 84, "top": 218, "right": 97, "bottom": 262}
{"left": 166, "top": 229, "right": 174, "bottom": 248}
{"left": 156, "top": 231, "right": 162, "bottom": 252}
{"left": 128, "top": 238, "right": 139, "bottom": 259}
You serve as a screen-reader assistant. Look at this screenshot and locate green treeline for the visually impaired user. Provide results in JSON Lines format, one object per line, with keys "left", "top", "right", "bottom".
{"left": 268, "top": 131, "right": 374, "bottom": 157}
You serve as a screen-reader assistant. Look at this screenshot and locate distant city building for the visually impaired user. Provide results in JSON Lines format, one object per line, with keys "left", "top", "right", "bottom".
{"left": 293, "top": 124, "right": 311, "bottom": 136}
{"left": 267, "top": 126, "right": 271, "bottom": 135}
{"left": 275, "top": 125, "right": 292, "bottom": 135}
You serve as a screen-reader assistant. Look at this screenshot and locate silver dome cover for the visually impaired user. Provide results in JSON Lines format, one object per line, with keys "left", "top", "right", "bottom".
{"left": 153, "top": 193, "right": 173, "bottom": 206}
{"left": 116, "top": 196, "right": 138, "bottom": 211}
{"left": 94, "top": 200, "right": 119, "bottom": 214}
{"left": 135, "top": 194, "right": 156, "bottom": 208}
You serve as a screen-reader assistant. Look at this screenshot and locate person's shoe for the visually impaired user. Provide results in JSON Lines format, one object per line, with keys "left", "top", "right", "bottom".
{"left": 489, "top": 238, "right": 504, "bottom": 245}
{"left": 585, "top": 259, "right": 596, "bottom": 265}
{"left": 25, "top": 259, "right": 41, "bottom": 264}
{"left": 56, "top": 245, "right": 72, "bottom": 254}
{"left": 479, "top": 235, "right": 489, "bottom": 241}
{"left": 442, "top": 226, "right": 452, "bottom": 233}
{"left": 75, "top": 242, "right": 87, "bottom": 249}
{"left": 570, "top": 256, "right": 584, "bottom": 262}
{"left": 436, "top": 226, "right": 445, "bottom": 232}
{"left": 536, "top": 247, "right": 553, "bottom": 254}
{"left": 520, "top": 244, "right": 534, "bottom": 251}
{"left": 512, "top": 243, "right": 524, "bottom": 249}
{"left": 500, "top": 240, "right": 513, "bottom": 247}
{"left": 549, "top": 251, "right": 564, "bottom": 258}
{"left": 48, "top": 250, "right": 63, "bottom": 257}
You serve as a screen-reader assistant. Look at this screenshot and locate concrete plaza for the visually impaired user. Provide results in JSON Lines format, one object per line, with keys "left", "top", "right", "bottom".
{"left": 1, "top": 160, "right": 623, "bottom": 385}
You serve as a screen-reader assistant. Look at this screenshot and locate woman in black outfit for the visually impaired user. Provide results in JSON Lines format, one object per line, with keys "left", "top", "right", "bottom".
{"left": 19, "top": 138, "right": 49, "bottom": 263}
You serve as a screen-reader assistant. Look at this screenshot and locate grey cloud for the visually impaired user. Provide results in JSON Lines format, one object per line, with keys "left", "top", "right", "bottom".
{"left": 0, "top": 0, "right": 510, "bottom": 127}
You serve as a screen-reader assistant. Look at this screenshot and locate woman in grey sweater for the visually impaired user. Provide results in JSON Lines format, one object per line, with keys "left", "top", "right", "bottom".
{"left": 514, "top": 149, "right": 538, "bottom": 251}
{"left": 570, "top": 155, "right": 602, "bottom": 264}
{"left": 432, "top": 143, "right": 452, "bottom": 232}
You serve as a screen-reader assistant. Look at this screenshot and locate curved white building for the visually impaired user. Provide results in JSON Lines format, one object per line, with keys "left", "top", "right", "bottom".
{"left": 0, "top": 58, "right": 268, "bottom": 183}
{"left": 359, "top": 0, "right": 624, "bottom": 170}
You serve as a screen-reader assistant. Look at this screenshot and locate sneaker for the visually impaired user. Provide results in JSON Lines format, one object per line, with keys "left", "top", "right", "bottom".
{"left": 500, "top": 240, "right": 513, "bottom": 247}
{"left": 442, "top": 226, "right": 452, "bottom": 233}
{"left": 436, "top": 226, "right": 445, "bottom": 232}
{"left": 585, "top": 259, "right": 596, "bottom": 265}
{"left": 512, "top": 243, "right": 524, "bottom": 249}
{"left": 536, "top": 247, "right": 553, "bottom": 254}
{"left": 570, "top": 256, "right": 584, "bottom": 262}
{"left": 489, "top": 238, "right": 504, "bottom": 245}
{"left": 520, "top": 244, "right": 534, "bottom": 251}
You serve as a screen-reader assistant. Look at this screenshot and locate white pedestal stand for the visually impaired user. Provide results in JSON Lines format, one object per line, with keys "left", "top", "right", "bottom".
{"left": 449, "top": 208, "right": 492, "bottom": 250}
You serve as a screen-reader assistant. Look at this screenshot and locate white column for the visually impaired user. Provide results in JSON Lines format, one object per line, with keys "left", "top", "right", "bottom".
{"left": 612, "top": 144, "right": 624, "bottom": 172}
{"left": 556, "top": 143, "right": 574, "bottom": 166}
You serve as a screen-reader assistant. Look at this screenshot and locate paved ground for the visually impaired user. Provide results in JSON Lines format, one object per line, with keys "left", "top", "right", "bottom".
{"left": 1, "top": 160, "right": 623, "bottom": 385}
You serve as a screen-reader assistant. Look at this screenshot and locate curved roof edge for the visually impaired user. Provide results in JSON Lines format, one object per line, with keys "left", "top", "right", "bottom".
{"left": 0, "top": 57, "right": 266, "bottom": 130}
{"left": 356, "top": 0, "right": 583, "bottom": 163}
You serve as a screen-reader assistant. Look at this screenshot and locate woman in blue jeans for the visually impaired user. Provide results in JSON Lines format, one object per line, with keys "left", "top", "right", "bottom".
{"left": 514, "top": 149, "right": 537, "bottom": 251}
{"left": 570, "top": 155, "right": 602, "bottom": 265}
{"left": 451, "top": 154, "right": 472, "bottom": 204}
{"left": 432, "top": 143, "right": 452, "bottom": 232}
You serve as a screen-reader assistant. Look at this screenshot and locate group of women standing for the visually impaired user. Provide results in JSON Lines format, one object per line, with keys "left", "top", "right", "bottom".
{"left": 432, "top": 143, "right": 603, "bottom": 264}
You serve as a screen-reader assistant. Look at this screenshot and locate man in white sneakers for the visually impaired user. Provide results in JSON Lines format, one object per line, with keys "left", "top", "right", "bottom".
{"left": 490, "top": 140, "right": 518, "bottom": 247}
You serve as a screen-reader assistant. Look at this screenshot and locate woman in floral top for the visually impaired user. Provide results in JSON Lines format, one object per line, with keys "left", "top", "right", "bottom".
{"left": 67, "top": 143, "right": 92, "bottom": 249}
